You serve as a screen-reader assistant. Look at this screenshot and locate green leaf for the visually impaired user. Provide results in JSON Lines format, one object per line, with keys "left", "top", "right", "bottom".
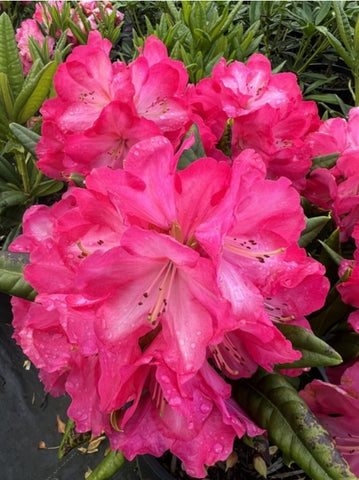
{"left": 0, "top": 13, "right": 24, "bottom": 98}
{"left": 0, "top": 72, "right": 14, "bottom": 120}
{"left": 332, "top": 1, "right": 353, "bottom": 54}
{"left": 318, "top": 239, "right": 343, "bottom": 266}
{"left": 9, "top": 123, "right": 40, "bottom": 158}
{"left": 0, "top": 156, "right": 21, "bottom": 186}
{"left": 31, "top": 179, "right": 63, "bottom": 197}
{"left": 58, "top": 419, "right": 91, "bottom": 459}
{"left": 0, "top": 190, "right": 28, "bottom": 210}
{"left": 316, "top": 26, "right": 353, "bottom": 69}
{"left": 310, "top": 152, "right": 339, "bottom": 171}
{"left": 234, "top": 370, "right": 358, "bottom": 480}
{"left": 86, "top": 450, "right": 125, "bottom": 480}
{"left": 310, "top": 282, "right": 353, "bottom": 337}
{"left": 0, "top": 250, "right": 36, "bottom": 300}
{"left": 275, "top": 324, "right": 342, "bottom": 369}
{"left": 14, "top": 61, "right": 57, "bottom": 124}
{"left": 177, "top": 123, "right": 206, "bottom": 169}
{"left": 298, "top": 215, "right": 330, "bottom": 248}
{"left": 318, "top": 228, "right": 341, "bottom": 271}
{"left": 329, "top": 330, "right": 359, "bottom": 362}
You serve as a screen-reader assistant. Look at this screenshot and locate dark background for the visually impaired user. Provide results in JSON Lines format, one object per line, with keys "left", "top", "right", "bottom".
{"left": 0, "top": 293, "right": 140, "bottom": 480}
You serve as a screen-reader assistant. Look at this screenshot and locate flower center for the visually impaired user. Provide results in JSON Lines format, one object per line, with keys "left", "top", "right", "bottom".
{"left": 209, "top": 335, "right": 245, "bottom": 378}
{"left": 140, "top": 260, "right": 176, "bottom": 326}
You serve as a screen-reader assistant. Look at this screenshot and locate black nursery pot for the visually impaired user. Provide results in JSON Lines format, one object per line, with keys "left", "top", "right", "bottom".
{"left": 0, "top": 292, "right": 128, "bottom": 480}
{"left": 137, "top": 455, "right": 176, "bottom": 480}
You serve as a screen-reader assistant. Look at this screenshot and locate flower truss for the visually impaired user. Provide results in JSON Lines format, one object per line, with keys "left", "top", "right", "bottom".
{"left": 8, "top": 30, "right": 359, "bottom": 479}
{"left": 15, "top": 1, "right": 123, "bottom": 75}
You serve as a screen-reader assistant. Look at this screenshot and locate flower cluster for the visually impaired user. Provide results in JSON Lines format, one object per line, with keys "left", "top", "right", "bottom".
{"left": 15, "top": 1, "right": 123, "bottom": 75}
{"left": 304, "top": 107, "right": 359, "bottom": 240}
{"left": 10, "top": 33, "right": 350, "bottom": 478}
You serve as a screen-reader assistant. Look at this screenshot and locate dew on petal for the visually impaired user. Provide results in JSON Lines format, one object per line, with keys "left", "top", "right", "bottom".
{"left": 214, "top": 443, "right": 223, "bottom": 454}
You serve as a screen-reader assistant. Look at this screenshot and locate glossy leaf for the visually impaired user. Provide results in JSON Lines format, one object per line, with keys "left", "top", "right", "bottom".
{"left": 0, "top": 13, "right": 24, "bottom": 98}
{"left": 0, "top": 156, "right": 21, "bottom": 186}
{"left": 298, "top": 215, "right": 330, "bottom": 248}
{"left": 177, "top": 123, "right": 206, "bottom": 169}
{"left": 86, "top": 450, "right": 125, "bottom": 480}
{"left": 0, "top": 250, "right": 36, "bottom": 300}
{"left": 14, "top": 61, "right": 57, "bottom": 124}
{"left": 310, "top": 152, "right": 339, "bottom": 171}
{"left": 0, "top": 190, "right": 28, "bottom": 210}
{"left": 0, "top": 72, "right": 14, "bottom": 120}
{"left": 31, "top": 179, "right": 63, "bottom": 197}
{"left": 275, "top": 324, "right": 342, "bottom": 369}
{"left": 316, "top": 26, "right": 353, "bottom": 69}
{"left": 9, "top": 123, "right": 40, "bottom": 158}
{"left": 318, "top": 240, "right": 343, "bottom": 266}
{"left": 234, "top": 370, "right": 358, "bottom": 480}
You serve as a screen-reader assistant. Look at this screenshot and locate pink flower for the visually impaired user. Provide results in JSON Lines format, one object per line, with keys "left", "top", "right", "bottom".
{"left": 300, "top": 362, "right": 359, "bottom": 476}
{"left": 108, "top": 357, "right": 263, "bottom": 478}
{"left": 15, "top": 19, "right": 55, "bottom": 75}
{"left": 75, "top": 136, "right": 236, "bottom": 374}
{"left": 64, "top": 101, "right": 161, "bottom": 173}
{"left": 37, "top": 34, "right": 191, "bottom": 180}
{"left": 337, "top": 223, "right": 359, "bottom": 331}
{"left": 196, "top": 150, "right": 329, "bottom": 375}
{"left": 188, "top": 54, "right": 321, "bottom": 186}
{"left": 129, "top": 36, "right": 190, "bottom": 146}
{"left": 304, "top": 107, "right": 359, "bottom": 240}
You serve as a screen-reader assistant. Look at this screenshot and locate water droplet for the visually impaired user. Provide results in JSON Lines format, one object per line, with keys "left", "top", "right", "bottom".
{"left": 190, "top": 342, "right": 196, "bottom": 349}
{"left": 170, "top": 396, "right": 181, "bottom": 407}
{"left": 188, "top": 421, "right": 194, "bottom": 430}
{"left": 196, "top": 330, "right": 202, "bottom": 336}
{"left": 214, "top": 443, "right": 223, "bottom": 454}
{"left": 179, "top": 339, "right": 185, "bottom": 346}
{"left": 200, "top": 403, "right": 211, "bottom": 414}
{"left": 160, "top": 375, "right": 170, "bottom": 384}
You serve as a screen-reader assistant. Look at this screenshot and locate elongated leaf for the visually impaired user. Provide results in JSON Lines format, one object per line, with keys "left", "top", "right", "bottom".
{"left": 298, "top": 215, "right": 330, "bottom": 248}
{"left": 9, "top": 123, "right": 40, "bottom": 158}
{"left": 0, "top": 72, "right": 14, "bottom": 119}
{"left": 0, "top": 250, "right": 36, "bottom": 300}
{"left": 316, "top": 26, "right": 353, "bottom": 68}
{"left": 0, "top": 156, "right": 21, "bottom": 186}
{"left": 58, "top": 419, "right": 91, "bottom": 459}
{"left": 332, "top": 1, "right": 353, "bottom": 54}
{"left": 234, "top": 370, "right": 358, "bottom": 480}
{"left": 177, "top": 123, "right": 206, "bottom": 169}
{"left": 318, "top": 239, "right": 343, "bottom": 266}
{"left": 32, "top": 179, "right": 63, "bottom": 197}
{"left": 275, "top": 324, "right": 342, "bottom": 369}
{"left": 14, "top": 61, "right": 57, "bottom": 124}
{"left": 310, "top": 152, "right": 339, "bottom": 171}
{"left": 86, "top": 450, "right": 125, "bottom": 480}
{"left": 0, "top": 13, "right": 24, "bottom": 98}
{"left": 0, "top": 190, "right": 28, "bottom": 210}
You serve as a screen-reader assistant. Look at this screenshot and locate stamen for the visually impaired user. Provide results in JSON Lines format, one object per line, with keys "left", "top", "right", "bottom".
{"left": 170, "top": 221, "right": 184, "bottom": 243}
{"left": 147, "top": 262, "right": 176, "bottom": 325}
{"left": 264, "top": 302, "right": 295, "bottom": 322}
{"left": 186, "top": 234, "right": 198, "bottom": 249}
{"left": 109, "top": 410, "right": 124, "bottom": 432}
{"left": 76, "top": 241, "right": 91, "bottom": 258}
{"left": 209, "top": 335, "right": 243, "bottom": 377}
{"left": 224, "top": 236, "right": 285, "bottom": 263}
{"left": 152, "top": 380, "right": 166, "bottom": 417}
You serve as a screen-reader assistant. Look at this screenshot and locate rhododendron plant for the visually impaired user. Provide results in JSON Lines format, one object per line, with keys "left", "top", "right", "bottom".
{"left": 2, "top": 16, "right": 359, "bottom": 480}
